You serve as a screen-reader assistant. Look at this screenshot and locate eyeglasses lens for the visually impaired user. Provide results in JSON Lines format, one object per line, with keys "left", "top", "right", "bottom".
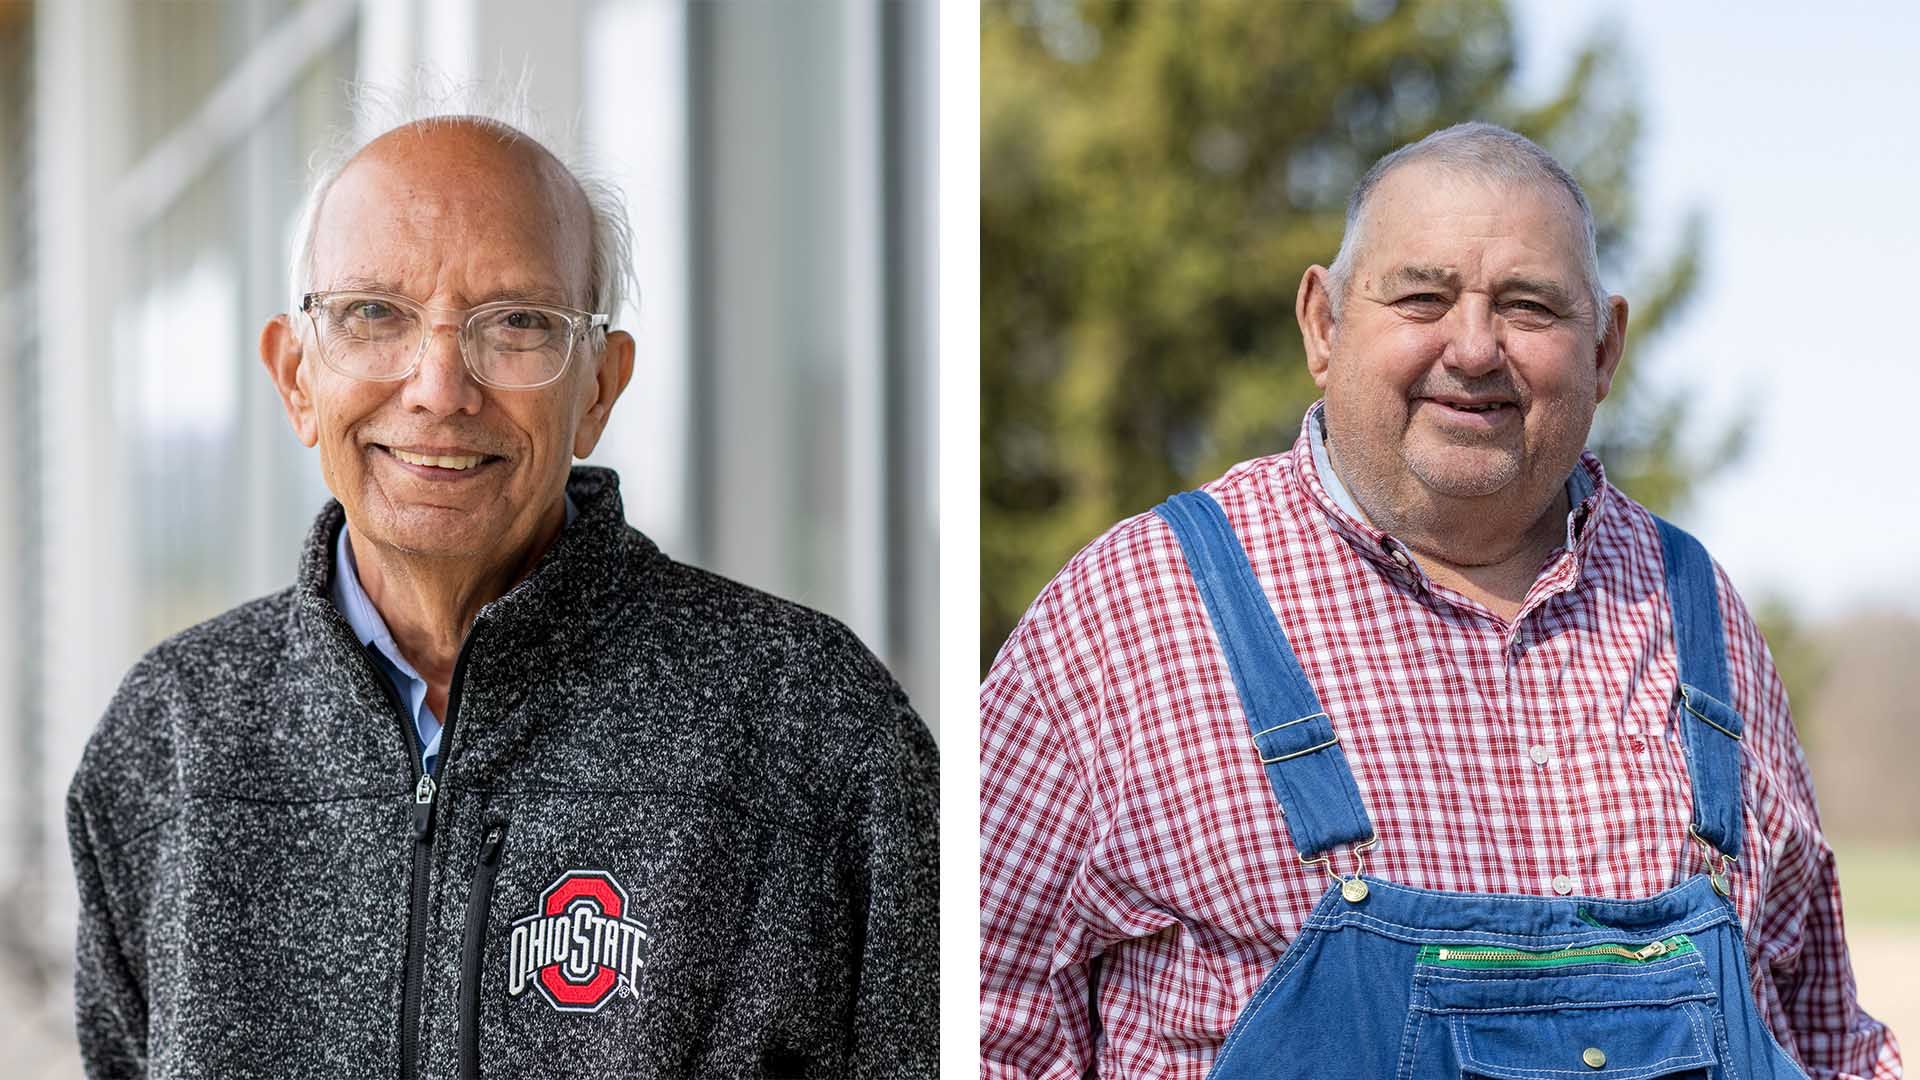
{"left": 309, "top": 293, "right": 576, "bottom": 388}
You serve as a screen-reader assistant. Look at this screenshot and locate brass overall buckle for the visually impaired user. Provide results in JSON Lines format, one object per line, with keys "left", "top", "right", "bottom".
{"left": 1301, "top": 836, "right": 1379, "bottom": 903}
{"left": 1689, "top": 825, "right": 1737, "bottom": 896}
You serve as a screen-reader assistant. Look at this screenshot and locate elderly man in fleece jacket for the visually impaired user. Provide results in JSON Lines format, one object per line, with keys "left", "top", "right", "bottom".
{"left": 65, "top": 103, "right": 937, "bottom": 1080}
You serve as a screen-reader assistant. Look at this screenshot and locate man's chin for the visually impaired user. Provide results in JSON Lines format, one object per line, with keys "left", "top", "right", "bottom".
{"left": 1405, "top": 449, "right": 1523, "bottom": 501}
{"left": 355, "top": 506, "right": 501, "bottom": 560}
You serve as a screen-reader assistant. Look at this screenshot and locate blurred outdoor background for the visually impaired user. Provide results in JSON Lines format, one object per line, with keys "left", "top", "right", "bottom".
{"left": 0, "top": 0, "right": 936, "bottom": 1073}
{"left": 985, "top": 0, "right": 1919, "bottom": 1049}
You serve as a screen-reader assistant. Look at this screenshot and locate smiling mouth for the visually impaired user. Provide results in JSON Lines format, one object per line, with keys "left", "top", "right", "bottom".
{"left": 1427, "top": 399, "right": 1514, "bottom": 415}
{"left": 376, "top": 445, "right": 503, "bottom": 472}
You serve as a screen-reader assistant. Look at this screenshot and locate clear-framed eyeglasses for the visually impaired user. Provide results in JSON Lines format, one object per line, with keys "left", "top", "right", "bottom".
{"left": 299, "top": 289, "right": 610, "bottom": 390}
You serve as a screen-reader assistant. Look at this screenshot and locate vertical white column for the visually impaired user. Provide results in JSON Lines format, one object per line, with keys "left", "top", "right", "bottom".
{"left": 582, "top": 0, "right": 692, "bottom": 555}
{"left": 357, "top": 0, "right": 419, "bottom": 123}
{"left": 421, "top": 0, "right": 477, "bottom": 86}
{"left": 0, "top": 19, "right": 25, "bottom": 887}
{"left": 840, "top": 0, "right": 887, "bottom": 655}
{"left": 243, "top": 0, "right": 312, "bottom": 599}
{"left": 33, "top": 0, "right": 133, "bottom": 951}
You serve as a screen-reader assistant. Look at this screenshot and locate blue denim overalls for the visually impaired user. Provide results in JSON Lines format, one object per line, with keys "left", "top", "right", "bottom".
{"left": 1152, "top": 491, "right": 1810, "bottom": 1080}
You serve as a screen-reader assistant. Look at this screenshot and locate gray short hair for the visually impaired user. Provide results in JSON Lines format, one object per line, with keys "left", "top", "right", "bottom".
{"left": 1324, "top": 121, "right": 1609, "bottom": 341}
{"left": 286, "top": 72, "right": 637, "bottom": 326}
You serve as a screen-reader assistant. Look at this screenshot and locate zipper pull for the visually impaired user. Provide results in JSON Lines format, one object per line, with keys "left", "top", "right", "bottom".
{"left": 479, "top": 824, "right": 507, "bottom": 867}
{"left": 412, "top": 774, "right": 438, "bottom": 841}
{"left": 1633, "top": 939, "right": 1670, "bottom": 960}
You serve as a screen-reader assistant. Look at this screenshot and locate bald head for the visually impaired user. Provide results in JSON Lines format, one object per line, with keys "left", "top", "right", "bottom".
{"left": 309, "top": 118, "right": 596, "bottom": 311}
{"left": 288, "top": 109, "right": 636, "bottom": 327}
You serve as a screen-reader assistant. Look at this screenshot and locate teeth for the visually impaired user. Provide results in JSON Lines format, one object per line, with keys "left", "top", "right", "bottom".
{"left": 390, "top": 448, "right": 486, "bottom": 470}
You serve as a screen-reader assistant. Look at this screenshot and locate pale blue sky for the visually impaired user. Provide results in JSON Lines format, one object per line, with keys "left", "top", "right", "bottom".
{"left": 1515, "top": 2, "right": 1920, "bottom": 618}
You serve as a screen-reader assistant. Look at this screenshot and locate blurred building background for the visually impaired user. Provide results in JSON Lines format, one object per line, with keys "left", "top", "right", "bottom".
{"left": 985, "top": 0, "right": 1917, "bottom": 1052}
{"left": 0, "top": 0, "right": 937, "bottom": 1073}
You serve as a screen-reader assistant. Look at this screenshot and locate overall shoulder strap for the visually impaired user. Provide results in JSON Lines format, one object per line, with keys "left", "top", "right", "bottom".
{"left": 1654, "top": 516, "right": 1745, "bottom": 861}
{"left": 1152, "top": 491, "right": 1375, "bottom": 858}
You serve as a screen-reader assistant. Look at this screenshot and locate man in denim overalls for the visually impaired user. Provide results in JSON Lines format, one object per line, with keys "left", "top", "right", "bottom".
{"left": 981, "top": 123, "right": 1901, "bottom": 1079}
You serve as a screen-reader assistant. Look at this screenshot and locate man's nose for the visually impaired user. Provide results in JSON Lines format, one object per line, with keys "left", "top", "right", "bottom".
{"left": 1442, "top": 296, "right": 1504, "bottom": 376}
{"left": 399, "top": 321, "right": 485, "bottom": 415}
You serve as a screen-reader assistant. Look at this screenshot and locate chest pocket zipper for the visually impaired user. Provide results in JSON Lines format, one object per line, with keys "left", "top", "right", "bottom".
{"left": 1419, "top": 934, "right": 1694, "bottom": 968}
{"left": 459, "top": 821, "right": 510, "bottom": 1080}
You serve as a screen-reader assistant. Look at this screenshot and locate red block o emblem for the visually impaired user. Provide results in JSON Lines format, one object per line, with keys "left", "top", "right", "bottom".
{"left": 508, "top": 869, "right": 651, "bottom": 1013}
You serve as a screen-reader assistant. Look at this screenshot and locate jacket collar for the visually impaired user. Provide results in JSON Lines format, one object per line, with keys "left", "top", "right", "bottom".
{"left": 287, "top": 465, "right": 656, "bottom": 697}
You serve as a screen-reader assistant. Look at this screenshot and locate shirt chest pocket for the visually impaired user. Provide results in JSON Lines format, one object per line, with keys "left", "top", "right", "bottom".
{"left": 448, "top": 790, "right": 852, "bottom": 1079}
{"left": 1398, "top": 940, "right": 1724, "bottom": 1080}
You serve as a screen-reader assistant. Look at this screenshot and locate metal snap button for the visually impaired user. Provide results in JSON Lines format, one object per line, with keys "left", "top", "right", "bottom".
{"left": 1582, "top": 1046, "right": 1607, "bottom": 1069}
{"left": 1340, "top": 878, "right": 1369, "bottom": 903}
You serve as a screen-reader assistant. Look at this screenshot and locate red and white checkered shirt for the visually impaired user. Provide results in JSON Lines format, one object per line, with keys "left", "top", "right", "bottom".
{"left": 980, "top": 405, "right": 1901, "bottom": 1080}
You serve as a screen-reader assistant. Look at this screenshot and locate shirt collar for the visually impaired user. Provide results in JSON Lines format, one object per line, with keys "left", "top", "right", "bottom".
{"left": 1297, "top": 400, "right": 1611, "bottom": 593}
{"left": 329, "top": 492, "right": 580, "bottom": 679}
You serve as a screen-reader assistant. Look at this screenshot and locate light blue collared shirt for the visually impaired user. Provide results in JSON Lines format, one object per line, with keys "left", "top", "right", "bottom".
{"left": 1306, "top": 402, "right": 1595, "bottom": 559}
{"left": 331, "top": 495, "right": 577, "bottom": 775}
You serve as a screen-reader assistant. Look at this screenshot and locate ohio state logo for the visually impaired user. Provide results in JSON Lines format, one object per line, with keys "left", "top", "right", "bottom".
{"left": 507, "top": 870, "right": 651, "bottom": 1012}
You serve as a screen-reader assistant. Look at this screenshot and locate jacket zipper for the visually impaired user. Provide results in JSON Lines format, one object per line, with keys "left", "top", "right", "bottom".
{"left": 398, "top": 637, "right": 477, "bottom": 1080}
{"left": 1418, "top": 934, "right": 1694, "bottom": 969}
{"left": 459, "top": 822, "right": 510, "bottom": 1080}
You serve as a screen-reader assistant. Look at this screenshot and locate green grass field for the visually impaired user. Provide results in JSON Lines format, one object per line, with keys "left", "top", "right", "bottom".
{"left": 1836, "top": 846, "right": 1920, "bottom": 1053}
{"left": 1837, "top": 845, "right": 1920, "bottom": 926}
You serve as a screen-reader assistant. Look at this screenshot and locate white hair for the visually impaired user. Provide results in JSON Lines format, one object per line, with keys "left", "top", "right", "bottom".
{"left": 286, "top": 70, "right": 637, "bottom": 326}
{"left": 1325, "top": 121, "right": 1610, "bottom": 342}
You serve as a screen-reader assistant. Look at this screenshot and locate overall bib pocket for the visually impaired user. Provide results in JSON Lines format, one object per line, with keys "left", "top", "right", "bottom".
{"left": 1451, "top": 1001, "right": 1717, "bottom": 1080}
{"left": 1402, "top": 938, "right": 1724, "bottom": 1080}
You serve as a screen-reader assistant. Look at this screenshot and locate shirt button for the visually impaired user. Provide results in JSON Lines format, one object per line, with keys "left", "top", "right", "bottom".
{"left": 1390, "top": 548, "right": 1410, "bottom": 567}
{"left": 1528, "top": 744, "right": 1551, "bottom": 766}
{"left": 1552, "top": 875, "right": 1576, "bottom": 896}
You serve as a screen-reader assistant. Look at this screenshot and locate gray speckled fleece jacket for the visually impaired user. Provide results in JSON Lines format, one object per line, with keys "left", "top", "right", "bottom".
{"left": 66, "top": 467, "right": 938, "bottom": 1079}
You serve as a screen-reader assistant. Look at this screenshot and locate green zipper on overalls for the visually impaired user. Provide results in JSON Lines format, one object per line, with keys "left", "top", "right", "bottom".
{"left": 1417, "top": 933, "right": 1695, "bottom": 969}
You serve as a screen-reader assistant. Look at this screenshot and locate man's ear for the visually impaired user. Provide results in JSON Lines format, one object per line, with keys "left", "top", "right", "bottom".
{"left": 1298, "top": 265, "right": 1338, "bottom": 390}
{"left": 1594, "top": 295, "right": 1630, "bottom": 402}
{"left": 259, "top": 315, "right": 319, "bottom": 447}
{"left": 572, "top": 329, "right": 637, "bottom": 459}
